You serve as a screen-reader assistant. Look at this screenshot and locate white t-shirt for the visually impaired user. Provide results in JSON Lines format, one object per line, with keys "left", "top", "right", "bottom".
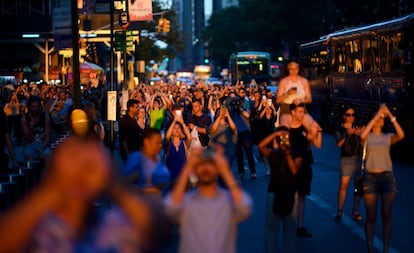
{"left": 284, "top": 79, "right": 306, "bottom": 104}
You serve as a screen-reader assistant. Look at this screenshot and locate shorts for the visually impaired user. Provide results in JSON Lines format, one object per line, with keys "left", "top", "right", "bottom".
{"left": 363, "top": 171, "right": 397, "bottom": 195}
{"left": 297, "top": 165, "right": 312, "bottom": 196}
{"left": 340, "top": 155, "right": 359, "bottom": 177}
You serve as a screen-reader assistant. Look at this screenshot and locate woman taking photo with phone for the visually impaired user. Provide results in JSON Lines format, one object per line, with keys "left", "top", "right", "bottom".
{"left": 334, "top": 105, "right": 364, "bottom": 222}
{"left": 164, "top": 110, "right": 192, "bottom": 185}
{"left": 360, "top": 104, "right": 404, "bottom": 253}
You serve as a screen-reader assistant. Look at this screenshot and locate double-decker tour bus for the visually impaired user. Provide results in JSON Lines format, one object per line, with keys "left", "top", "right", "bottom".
{"left": 300, "top": 13, "right": 414, "bottom": 160}
{"left": 229, "top": 51, "right": 271, "bottom": 86}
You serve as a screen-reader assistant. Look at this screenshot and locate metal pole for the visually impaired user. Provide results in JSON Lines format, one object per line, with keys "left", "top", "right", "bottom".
{"left": 123, "top": 30, "right": 127, "bottom": 90}
{"left": 71, "top": 0, "right": 81, "bottom": 109}
{"left": 109, "top": 0, "right": 115, "bottom": 153}
{"left": 123, "top": 0, "right": 129, "bottom": 90}
{"left": 45, "top": 39, "right": 48, "bottom": 82}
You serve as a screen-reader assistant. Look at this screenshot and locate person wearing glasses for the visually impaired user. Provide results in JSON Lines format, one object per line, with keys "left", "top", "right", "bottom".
{"left": 360, "top": 104, "right": 404, "bottom": 253}
{"left": 334, "top": 105, "right": 364, "bottom": 222}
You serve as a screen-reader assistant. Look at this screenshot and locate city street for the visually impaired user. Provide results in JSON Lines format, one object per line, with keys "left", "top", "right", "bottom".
{"left": 7, "top": 133, "right": 414, "bottom": 253}
{"left": 232, "top": 134, "right": 414, "bottom": 253}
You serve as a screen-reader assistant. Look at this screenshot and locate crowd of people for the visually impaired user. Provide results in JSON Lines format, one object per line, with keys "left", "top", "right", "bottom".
{"left": 0, "top": 59, "right": 405, "bottom": 253}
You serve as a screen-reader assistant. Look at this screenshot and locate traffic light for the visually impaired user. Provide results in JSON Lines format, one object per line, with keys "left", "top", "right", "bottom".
{"left": 158, "top": 18, "right": 165, "bottom": 33}
{"left": 164, "top": 19, "right": 171, "bottom": 33}
{"left": 158, "top": 18, "right": 171, "bottom": 33}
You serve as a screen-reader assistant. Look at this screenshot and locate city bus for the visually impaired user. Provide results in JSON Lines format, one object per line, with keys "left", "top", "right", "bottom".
{"left": 299, "top": 13, "right": 414, "bottom": 160}
{"left": 229, "top": 51, "right": 271, "bottom": 86}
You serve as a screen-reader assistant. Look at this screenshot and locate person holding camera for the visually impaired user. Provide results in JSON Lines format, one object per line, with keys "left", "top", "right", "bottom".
{"left": 226, "top": 91, "right": 257, "bottom": 179}
{"left": 164, "top": 110, "right": 192, "bottom": 184}
{"left": 360, "top": 104, "right": 404, "bottom": 253}
{"left": 164, "top": 146, "right": 252, "bottom": 253}
{"left": 259, "top": 126, "right": 302, "bottom": 253}
{"left": 3, "top": 91, "right": 22, "bottom": 144}
{"left": 209, "top": 106, "right": 238, "bottom": 166}
{"left": 259, "top": 99, "right": 278, "bottom": 175}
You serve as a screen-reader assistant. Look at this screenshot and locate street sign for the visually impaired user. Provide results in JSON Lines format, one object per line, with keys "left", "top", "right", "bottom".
{"left": 126, "top": 30, "right": 139, "bottom": 52}
{"left": 114, "top": 30, "right": 139, "bottom": 52}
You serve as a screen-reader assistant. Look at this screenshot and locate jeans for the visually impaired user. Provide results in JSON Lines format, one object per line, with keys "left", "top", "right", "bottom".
{"left": 236, "top": 131, "right": 256, "bottom": 174}
{"left": 266, "top": 192, "right": 298, "bottom": 253}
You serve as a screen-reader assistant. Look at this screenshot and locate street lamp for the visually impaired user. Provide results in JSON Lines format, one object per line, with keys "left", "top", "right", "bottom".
{"left": 22, "top": 34, "right": 40, "bottom": 38}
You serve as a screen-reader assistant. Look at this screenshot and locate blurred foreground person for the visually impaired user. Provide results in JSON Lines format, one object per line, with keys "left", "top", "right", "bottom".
{"left": 360, "top": 104, "right": 404, "bottom": 253}
{"left": 0, "top": 133, "right": 167, "bottom": 253}
{"left": 259, "top": 126, "right": 302, "bottom": 253}
{"left": 165, "top": 147, "right": 252, "bottom": 253}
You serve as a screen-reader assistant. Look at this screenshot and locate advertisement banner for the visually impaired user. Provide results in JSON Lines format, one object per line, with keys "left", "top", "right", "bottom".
{"left": 128, "top": 0, "right": 153, "bottom": 21}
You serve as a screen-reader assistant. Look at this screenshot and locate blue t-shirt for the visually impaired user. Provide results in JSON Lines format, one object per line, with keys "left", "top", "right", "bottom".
{"left": 123, "top": 151, "right": 171, "bottom": 194}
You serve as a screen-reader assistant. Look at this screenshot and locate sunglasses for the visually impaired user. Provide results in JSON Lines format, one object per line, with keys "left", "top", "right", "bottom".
{"left": 344, "top": 113, "right": 355, "bottom": 117}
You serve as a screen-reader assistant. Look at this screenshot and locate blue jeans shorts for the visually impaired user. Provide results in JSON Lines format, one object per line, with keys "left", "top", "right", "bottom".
{"left": 363, "top": 171, "right": 397, "bottom": 194}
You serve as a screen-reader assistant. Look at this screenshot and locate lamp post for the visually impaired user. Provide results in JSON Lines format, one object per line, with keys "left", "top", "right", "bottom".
{"left": 108, "top": 0, "right": 116, "bottom": 153}
{"left": 71, "top": 0, "right": 81, "bottom": 109}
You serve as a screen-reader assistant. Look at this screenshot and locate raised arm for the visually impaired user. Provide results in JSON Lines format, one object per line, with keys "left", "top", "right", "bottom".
{"left": 382, "top": 105, "right": 404, "bottom": 144}
{"left": 165, "top": 118, "right": 176, "bottom": 140}
{"left": 258, "top": 132, "right": 280, "bottom": 157}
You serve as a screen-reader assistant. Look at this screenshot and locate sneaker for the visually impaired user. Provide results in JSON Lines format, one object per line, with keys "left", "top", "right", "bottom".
{"left": 251, "top": 173, "right": 257, "bottom": 179}
{"left": 297, "top": 227, "right": 312, "bottom": 237}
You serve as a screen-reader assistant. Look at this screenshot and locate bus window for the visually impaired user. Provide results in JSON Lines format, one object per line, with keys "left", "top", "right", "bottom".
{"left": 391, "top": 33, "right": 404, "bottom": 70}
{"left": 380, "top": 35, "right": 392, "bottom": 73}
{"left": 333, "top": 44, "right": 347, "bottom": 73}
{"left": 362, "top": 39, "right": 373, "bottom": 72}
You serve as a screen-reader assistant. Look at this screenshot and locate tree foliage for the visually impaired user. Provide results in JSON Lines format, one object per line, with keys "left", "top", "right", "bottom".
{"left": 132, "top": 1, "right": 183, "bottom": 63}
{"left": 204, "top": 0, "right": 413, "bottom": 68}
{"left": 204, "top": 0, "right": 321, "bottom": 67}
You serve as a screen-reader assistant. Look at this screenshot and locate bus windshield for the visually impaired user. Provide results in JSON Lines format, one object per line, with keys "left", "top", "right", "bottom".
{"left": 229, "top": 51, "right": 270, "bottom": 85}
